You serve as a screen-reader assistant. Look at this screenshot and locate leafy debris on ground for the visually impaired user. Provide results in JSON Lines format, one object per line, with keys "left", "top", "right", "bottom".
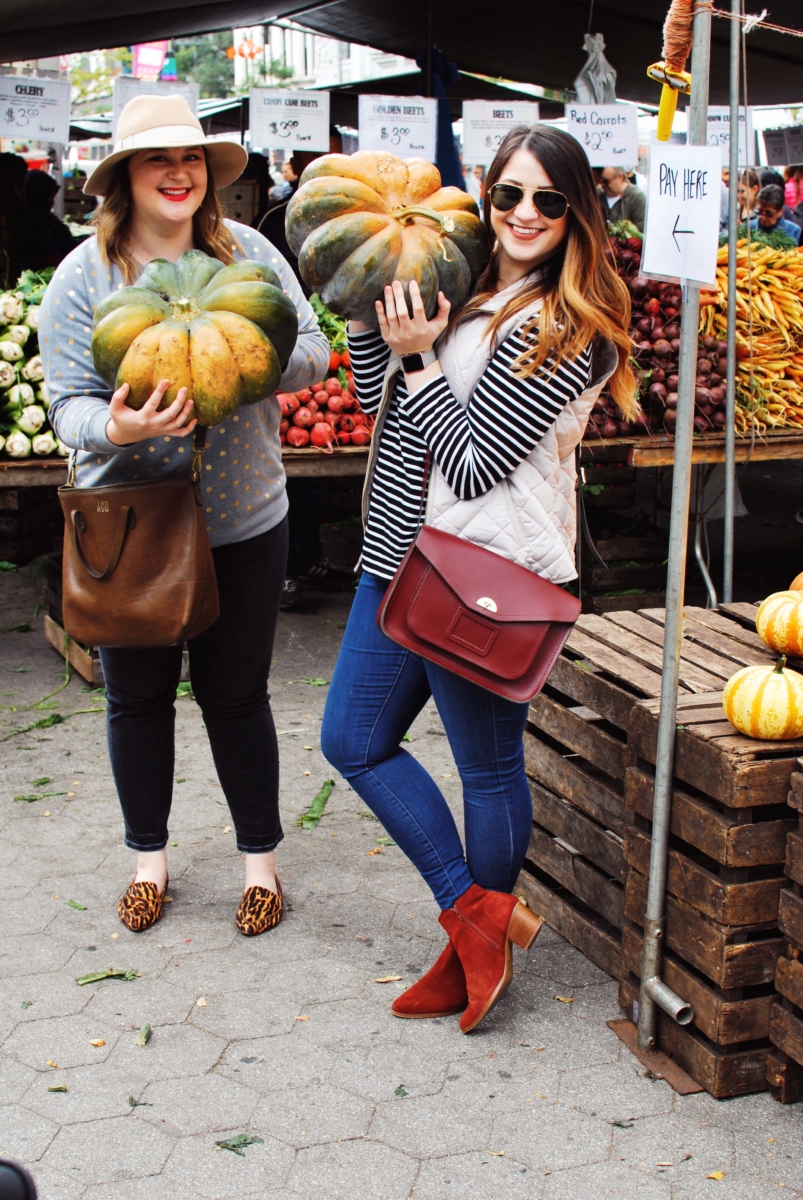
{"left": 214, "top": 1133, "right": 264, "bottom": 1157}
{"left": 296, "top": 779, "right": 334, "bottom": 830}
{"left": 75, "top": 967, "right": 139, "bottom": 986}
{"left": 135, "top": 1023, "right": 151, "bottom": 1047}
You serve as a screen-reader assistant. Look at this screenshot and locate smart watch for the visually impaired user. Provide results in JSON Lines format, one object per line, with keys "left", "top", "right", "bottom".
{"left": 400, "top": 349, "right": 437, "bottom": 373}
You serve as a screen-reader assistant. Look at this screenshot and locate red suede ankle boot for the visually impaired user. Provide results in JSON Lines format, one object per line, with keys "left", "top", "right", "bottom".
{"left": 439, "top": 883, "right": 543, "bottom": 1034}
{"left": 391, "top": 941, "right": 468, "bottom": 1019}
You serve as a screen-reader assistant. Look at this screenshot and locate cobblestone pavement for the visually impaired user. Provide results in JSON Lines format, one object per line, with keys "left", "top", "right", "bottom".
{"left": 1, "top": 565, "right": 802, "bottom": 1200}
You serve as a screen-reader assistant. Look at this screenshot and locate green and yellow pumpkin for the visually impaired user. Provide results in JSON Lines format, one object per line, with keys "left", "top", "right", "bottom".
{"left": 92, "top": 250, "right": 299, "bottom": 427}
{"left": 285, "top": 152, "right": 487, "bottom": 327}
{"left": 723, "top": 657, "right": 803, "bottom": 740}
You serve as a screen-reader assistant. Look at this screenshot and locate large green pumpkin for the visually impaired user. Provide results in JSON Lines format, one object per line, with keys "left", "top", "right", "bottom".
{"left": 285, "top": 152, "right": 487, "bottom": 327}
{"left": 92, "top": 250, "right": 299, "bottom": 427}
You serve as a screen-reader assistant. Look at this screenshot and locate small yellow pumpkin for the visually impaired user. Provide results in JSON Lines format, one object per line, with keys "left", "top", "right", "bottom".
{"left": 723, "top": 657, "right": 803, "bottom": 740}
{"left": 756, "top": 591, "right": 803, "bottom": 657}
{"left": 790, "top": 572, "right": 803, "bottom": 591}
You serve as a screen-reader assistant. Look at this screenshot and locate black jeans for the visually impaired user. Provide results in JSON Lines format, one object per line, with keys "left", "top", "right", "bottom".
{"left": 286, "top": 477, "right": 325, "bottom": 575}
{"left": 99, "top": 518, "right": 289, "bottom": 854}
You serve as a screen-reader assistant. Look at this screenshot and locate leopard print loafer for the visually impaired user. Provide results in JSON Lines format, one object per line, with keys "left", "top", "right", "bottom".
{"left": 235, "top": 877, "right": 283, "bottom": 936}
{"left": 117, "top": 877, "right": 169, "bottom": 932}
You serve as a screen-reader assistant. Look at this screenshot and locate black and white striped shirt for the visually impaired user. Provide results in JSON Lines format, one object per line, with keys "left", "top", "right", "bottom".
{"left": 349, "top": 328, "right": 592, "bottom": 581}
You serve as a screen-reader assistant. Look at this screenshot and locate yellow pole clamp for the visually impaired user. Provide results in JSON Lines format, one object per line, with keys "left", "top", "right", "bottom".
{"left": 647, "top": 62, "right": 692, "bottom": 142}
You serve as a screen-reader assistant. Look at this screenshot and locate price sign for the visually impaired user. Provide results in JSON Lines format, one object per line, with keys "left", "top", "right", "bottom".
{"left": 113, "top": 77, "right": 199, "bottom": 138}
{"left": 0, "top": 74, "right": 70, "bottom": 144}
{"left": 462, "top": 100, "right": 539, "bottom": 163}
{"left": 691, "top": 106, "right": 754, "bottom": 167}
{"left": 762, "top": 129, "right": 789, "bottom": 168}
{"left": 785, "top": 125, "right": 803, "bottom": 164}
{"left": 642, "top": 142, "right": 722, "bottom": 287}
{"left": 358, "top": 95, "right": 437, "bottom": 161}
{"left": 249, "top": 88, "right": 330, "bottom": 152}
{"left": 565, "top": 103, "right": 639, "bottom": 167}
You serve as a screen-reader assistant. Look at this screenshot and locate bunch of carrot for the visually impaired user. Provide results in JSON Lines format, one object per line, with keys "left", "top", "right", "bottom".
{"left": 702, "top": 240, "right": 803, "bottom": 434}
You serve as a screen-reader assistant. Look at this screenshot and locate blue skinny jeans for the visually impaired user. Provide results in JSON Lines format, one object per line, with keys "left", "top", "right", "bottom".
{"left": 321, "top": 572, "right": 533, "bottom": 910}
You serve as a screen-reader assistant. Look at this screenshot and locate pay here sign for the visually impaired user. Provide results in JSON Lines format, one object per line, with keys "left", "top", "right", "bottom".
{"left": 642, "top": 143, "right": 722, "bottom": 287}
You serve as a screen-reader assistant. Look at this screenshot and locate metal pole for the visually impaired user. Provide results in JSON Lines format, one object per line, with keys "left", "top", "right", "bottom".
{"left": 722, "top": 0, "right": 740, "bottom": 602}
{"left": 637, "top": 2, "right": 712, "bottom": 1051}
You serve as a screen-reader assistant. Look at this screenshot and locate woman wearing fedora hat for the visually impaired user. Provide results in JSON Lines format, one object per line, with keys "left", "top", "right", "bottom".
{"left": 39, "top": 95, "right": 330, "bottom": 936}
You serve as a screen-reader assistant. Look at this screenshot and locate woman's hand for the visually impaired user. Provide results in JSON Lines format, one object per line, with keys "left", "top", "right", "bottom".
{"left": 375, "top": 280, "right": 450, "bottom": 357}
{"left": 106, "top": 380, "right": 197, "bottom": 447}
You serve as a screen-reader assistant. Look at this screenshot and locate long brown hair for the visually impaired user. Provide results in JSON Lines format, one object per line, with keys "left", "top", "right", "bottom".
{"left": 91, "top": 148, "right": 240, "bottom": 284}
{"left": 452, "top": 125, "right": 638, "bottom": 419}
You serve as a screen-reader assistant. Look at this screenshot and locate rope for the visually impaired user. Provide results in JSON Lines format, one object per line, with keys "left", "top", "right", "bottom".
{"left": 663, "top": 0, "right": 695, "bottom": 72}
{"left": 710, "top": 6, "right": 803, "bottom": 37}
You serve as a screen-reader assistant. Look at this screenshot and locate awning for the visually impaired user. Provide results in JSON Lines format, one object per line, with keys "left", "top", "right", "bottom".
{"left": 3, "top": 1, "right": 803, "bottom": 108}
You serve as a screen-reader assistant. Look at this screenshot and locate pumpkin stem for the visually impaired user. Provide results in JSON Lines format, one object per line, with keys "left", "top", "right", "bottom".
{"left": 395, "top": 206, "right": 456, "bottom": 234}
{"left": 775, "top": 656, "right": 787, "bottom": 673}
{"left": 171, "top": 297, "right": 200, "bottom": 321}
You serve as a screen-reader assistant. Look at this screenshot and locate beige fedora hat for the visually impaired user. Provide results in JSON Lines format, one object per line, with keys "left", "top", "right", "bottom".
{"left": 83, "top": 94, "right": 248, "bottom": 197}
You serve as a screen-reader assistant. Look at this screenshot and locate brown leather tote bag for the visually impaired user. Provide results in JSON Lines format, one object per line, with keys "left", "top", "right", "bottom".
{"left": 58, "top": 428, "right": 219, "bottom": 648}
{"left": 378, "top": 524, "right": 580, "bottom": 704}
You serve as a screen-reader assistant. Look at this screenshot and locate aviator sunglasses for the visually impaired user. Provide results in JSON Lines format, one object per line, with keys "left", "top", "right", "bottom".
{"left": 488, "top": 182, "right": 570, "bottom": 220}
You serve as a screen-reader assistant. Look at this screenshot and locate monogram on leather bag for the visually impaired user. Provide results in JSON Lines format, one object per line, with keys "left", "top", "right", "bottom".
{"left": 58, "top": 428, "right": 219, "bottom": 648}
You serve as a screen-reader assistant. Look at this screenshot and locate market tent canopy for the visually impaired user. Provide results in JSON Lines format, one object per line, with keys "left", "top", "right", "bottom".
{"left": 2, "top": 0, "right": 803, "bottom": 107}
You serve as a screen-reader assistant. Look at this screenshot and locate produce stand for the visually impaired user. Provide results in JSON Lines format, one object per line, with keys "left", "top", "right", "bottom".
{"left": 515, "top": 601, "right": 803, "bottom": 1098}
{"left": 583, "top": 431, "right": 803, "bottom": 469}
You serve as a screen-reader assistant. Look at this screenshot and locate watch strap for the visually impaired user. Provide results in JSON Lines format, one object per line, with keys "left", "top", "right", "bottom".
{"left": 400, "top": 349, "right": 437, "bottom": 373}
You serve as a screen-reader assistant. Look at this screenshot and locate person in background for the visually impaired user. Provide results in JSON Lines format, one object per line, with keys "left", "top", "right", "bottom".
{"left": 722, "top": 167, "right": 730, "bottom": 190}
{"left": 268, "top": 158, "right": 299, "bottom": 207}
{"left": 737, "top": 168, "right": 759, "bottom": 223}
{"left": 260, "top": 131, "right": 356, "bottom": 611}
{"left": 0, "top": 152, "right": 51, "bottom": 287}
{"left": 784, "top": 165, "right": 803, "bottom": 210}
{"left": 599, "top": 166, "right": 646, "bottom": 231}
{"left": 23, "top": 169, "right": 74, "bottom": 265}
{"left": 751, "top": 184, "right": 802, "bottom": 245}
{"left": 465, "top": 164, "right": 485, "bottom": 206}
{"left": 761, "top": 169, "right": 802, "bottom": 227}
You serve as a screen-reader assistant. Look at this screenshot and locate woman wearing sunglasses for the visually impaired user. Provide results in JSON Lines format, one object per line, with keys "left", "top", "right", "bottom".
{"left": 321, "top": 125, "right": 637, "bottom": 1033}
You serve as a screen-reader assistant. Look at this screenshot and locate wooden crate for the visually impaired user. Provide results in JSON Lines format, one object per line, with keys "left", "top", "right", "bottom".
{"left": 521, "top": 604, "right": 784, "bottom": 988}
{"left": 618, "top": 974, "right": 772, "bottom": 1099}
{"left": 44, "top": 615, "right": 190, "bottom": 687}
{"left": 767, "top": 760, "right": 803, "bottom": 1101}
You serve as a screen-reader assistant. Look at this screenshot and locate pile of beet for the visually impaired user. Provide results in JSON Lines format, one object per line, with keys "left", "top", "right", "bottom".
{"left": 588, "top": 233, "right": 729, "bottom": 438}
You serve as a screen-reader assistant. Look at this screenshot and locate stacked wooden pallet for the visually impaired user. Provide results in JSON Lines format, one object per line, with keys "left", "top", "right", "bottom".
{"left": 516, "top": 605, "right": 767, "bottom": 980}
{"left": 516, "top": 602, "right": 802, "bottom": 1098}
{"left": 766, "top": 759, "right": 803, "bottom": 1103}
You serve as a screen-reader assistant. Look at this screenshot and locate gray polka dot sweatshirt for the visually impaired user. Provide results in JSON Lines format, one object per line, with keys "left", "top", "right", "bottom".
{"left": 39, "top": 221, "right": 330, "bottom": 547}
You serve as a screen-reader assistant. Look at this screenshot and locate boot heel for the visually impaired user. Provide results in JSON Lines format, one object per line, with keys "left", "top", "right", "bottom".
{"left": 508, "top": 899, "right": 543, "bottom": 949}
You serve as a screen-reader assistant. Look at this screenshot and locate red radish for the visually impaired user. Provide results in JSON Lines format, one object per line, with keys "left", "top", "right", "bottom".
{"left": 306, "top": 398, "right": 319, "bottom": 413}
{"left": 296, "top": 388, "right": 312, "bottom": 404}
{"left": 328, "top": 414, "right": 340, "bottom": 430}
{"left": 280, "top": 432, "right": 287, "bottom": 444}
{"left": 311, "top": 409, "right": 328, "bottom": 424}
{"left": 326, "top": 395, "right": 345, "bottom": 415}
{"left": 350, "top": 426, "right": 371, "bottom": 446}
{"left": 352, "top": 412, "right": 368, "bottom": 427}
{"left": 329, "top": 350, "right": 341, "bottom": 371}
{"left": 340, "top": 349, "right": 351, "bottom": 368}
{"left": 279, "top": 419, "right": 289, "bottom": 434}
{"left": 313, "top": 390, "right": 329, "bottom": 407}
{"left": 310, "top": 422, "right": 335, "bottom": 448}
{"left": 278, "top": 392, "right": 299, "bottom": 416}
{"left": 293, "top": 406, "right": 314, "bottom": 428}
{"left": 311, "top": 382, "right": 323, "bottom": 392}
{"left": 340, "top": 389, "right": 356, "bottom": 410}
{"left": 336, "top": 430, "right": 352, "bottom": 445}
{"left": 325, "top": 378, "right": 342, "bottom": 396}
{"left": 339, "top": 415, "right": 356, "bottom": 433}
{"left": 286, "top": 426, "right": 310, "bottom": 447}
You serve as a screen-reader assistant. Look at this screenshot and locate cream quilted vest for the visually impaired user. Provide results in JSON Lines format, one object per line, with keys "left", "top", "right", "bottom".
{"left": 364, "top": 279, "right": 617, "bottom": 584}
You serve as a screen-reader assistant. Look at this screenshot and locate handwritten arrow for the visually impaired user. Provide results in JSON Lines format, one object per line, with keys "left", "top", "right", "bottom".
{"left": 672, "top": 214, "right": 694, "bottom": 252}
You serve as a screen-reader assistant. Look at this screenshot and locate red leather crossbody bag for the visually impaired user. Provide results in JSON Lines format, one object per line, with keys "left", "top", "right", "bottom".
{"left": 377, "top": 520, "right": 581, "bottom": 704}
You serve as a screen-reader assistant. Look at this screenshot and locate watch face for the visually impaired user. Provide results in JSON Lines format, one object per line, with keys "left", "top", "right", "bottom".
{"left": 402, "top": 353, "right": 425, "bottom": 372}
